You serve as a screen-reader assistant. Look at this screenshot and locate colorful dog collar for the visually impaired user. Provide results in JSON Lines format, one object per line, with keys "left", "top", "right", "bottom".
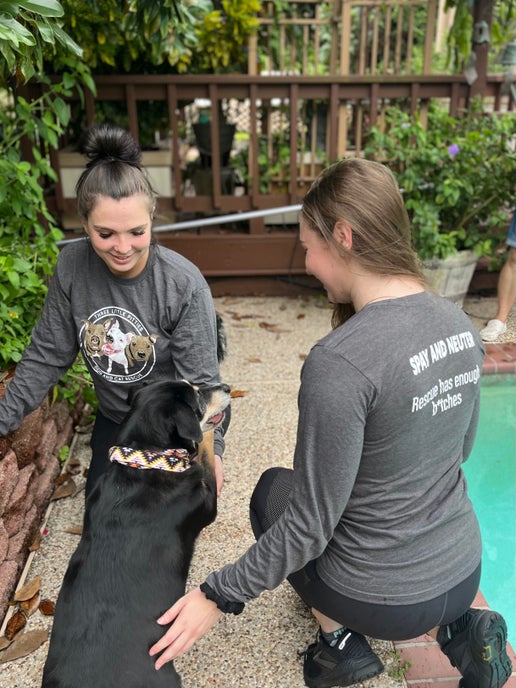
{"left": 109, "top": 445, "right": 192, "bottom": 472}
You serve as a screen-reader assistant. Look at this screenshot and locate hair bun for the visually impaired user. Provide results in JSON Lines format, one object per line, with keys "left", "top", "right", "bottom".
{"left": 79, "top": 123, "right": 142, "bottom": 168}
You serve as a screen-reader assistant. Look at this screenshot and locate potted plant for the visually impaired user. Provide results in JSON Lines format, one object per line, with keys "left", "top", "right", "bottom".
{"left": 365, "top": 99, "right": 516, "bottom": 305}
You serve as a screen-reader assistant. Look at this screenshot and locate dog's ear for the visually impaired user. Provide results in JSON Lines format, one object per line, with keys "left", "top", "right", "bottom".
{"left": 174, "top": 404, "right": 203, "bottom": 444}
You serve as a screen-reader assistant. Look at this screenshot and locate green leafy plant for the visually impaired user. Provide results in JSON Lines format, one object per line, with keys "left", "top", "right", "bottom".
{"left": 0, "top": 1, "right": 94, "bottom": 378}
{"left": 387, "top": 650, "right": 412, "bottom": 680}
{"left": 0, "top": 0, "right": 83, "bottom": 84}
{"left": 193, "top": 0, "right": 260, "bottom": 74}
{"left": 54, "top": 356, "right": 97, "bottom": 413}
{"left": 57, "top": 0, "right": 212, "bottom": 74}
{"left": 365, "top": 99, "right": 516, "bottom": 261}
{"left": 57, "top": 444, "right": 70, "bottom": 463}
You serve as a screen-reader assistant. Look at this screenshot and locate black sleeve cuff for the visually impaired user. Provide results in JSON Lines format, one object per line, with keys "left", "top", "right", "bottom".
{"left": 200, "top": 581, "right": 245, "bottom": 615}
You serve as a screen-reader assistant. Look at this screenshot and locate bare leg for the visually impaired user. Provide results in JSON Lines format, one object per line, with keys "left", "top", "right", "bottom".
{"left": 494, "top": 247, "right": 516, "bottom": 323}
{"left": 311, "top": 608, "right": 345, "bottom": 634}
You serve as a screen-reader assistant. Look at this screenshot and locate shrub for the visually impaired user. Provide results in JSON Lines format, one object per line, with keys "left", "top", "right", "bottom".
{"left": 365, "top": 99, "right": 516, "bottom": 261}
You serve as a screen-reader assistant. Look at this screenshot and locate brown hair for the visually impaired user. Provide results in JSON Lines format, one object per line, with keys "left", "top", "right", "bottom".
{"left": 301, "top": 157, "right": 424, "bottom": 328}
{"left": 75, "top": 124, "right": 157, "bottom": 222}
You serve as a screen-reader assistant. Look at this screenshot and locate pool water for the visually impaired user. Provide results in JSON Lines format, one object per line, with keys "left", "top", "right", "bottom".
{"left": 463, "top": 375, "right": 516, "bottom": 649}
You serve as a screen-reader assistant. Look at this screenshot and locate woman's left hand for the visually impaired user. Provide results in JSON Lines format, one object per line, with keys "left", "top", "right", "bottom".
{"left": 149, "top": 587, "right": 222, "bottom": 670}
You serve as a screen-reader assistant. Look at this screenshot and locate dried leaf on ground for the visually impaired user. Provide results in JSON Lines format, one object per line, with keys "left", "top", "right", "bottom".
{"left": 51, "top": 478, "right": 77, "bottom": 501}
{"left": 65, "top": 524, "right": 83, "bottom": 535}
{"left": 54, "top": 471, "right": 72, "bottom": 486}
{"left": 5, "top": 611, "right": 26, "bottom": 640}
{"left": 0, "top": 637, "right": 12, "bottom": 651}
{"left": 259, "top": 322, "right": 291, "bottom": 333}
{"left": 230, "top": 312, "right": 259, "bottom": 321}
{"left": 39, "top": 599, "right": 56, "bottom": 616}
{"left": 13, "top": 576, "right": 41, "bottom": 602}
{"left": 63, "top": 458, "right": 82, "bottom": 475}
{"left": 230, "top": 390, "right": 247, "bottom": 398}
{"left": 0, "top": 629, "right": 48, "bottom": 663}
{"left": 28, "top": 531, "right": 42, "bottom": 551}
{"left": 20, "top": 592, "right": 41, "bottom": 617}
{"left": 247, "top": 357, "right": 262, "bottom": 363}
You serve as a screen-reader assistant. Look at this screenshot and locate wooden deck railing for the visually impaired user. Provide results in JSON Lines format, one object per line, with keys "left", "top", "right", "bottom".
{"left": 34, "top": 72, "right": 511, "bottom": 221}
{"left": 251, "top": 0, "right": 437, "bottom": 76}
{"left": 21, "top": 70, "right": 513, "bottom": 282}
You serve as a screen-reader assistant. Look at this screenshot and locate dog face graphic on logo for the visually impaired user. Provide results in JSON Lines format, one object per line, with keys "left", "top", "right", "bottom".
{"left": 80, "top": 308, "right": 159, "bottom": 383}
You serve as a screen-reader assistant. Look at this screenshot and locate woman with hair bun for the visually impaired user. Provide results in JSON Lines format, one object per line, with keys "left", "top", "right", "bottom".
{"left": 0, "top": 124, "right": 227, "bottom": 496}
{"left": 150, "top": 158, "right": 511, "bottom": 688}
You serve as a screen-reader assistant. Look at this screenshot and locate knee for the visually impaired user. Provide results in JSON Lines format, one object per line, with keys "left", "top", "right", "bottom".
{"left": 250, "top": 467, "right": 281, "bottom": 513}
{"left": 249, "top": 466, "right": 293, "bottom": 537}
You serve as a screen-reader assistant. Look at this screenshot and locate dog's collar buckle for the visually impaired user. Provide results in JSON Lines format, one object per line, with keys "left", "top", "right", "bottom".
{"left": 109, "top": 445, "right": 193, "bottom": 472}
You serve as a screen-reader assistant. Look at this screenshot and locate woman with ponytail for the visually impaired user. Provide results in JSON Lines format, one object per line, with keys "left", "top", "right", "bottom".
{"left": 0, "top": 124, "right": 227, "bottom": 496}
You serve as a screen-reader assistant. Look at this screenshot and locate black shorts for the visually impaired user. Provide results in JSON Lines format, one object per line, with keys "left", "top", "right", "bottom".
{"left": 250, "top": 466, "right": 480, "bottom": 640}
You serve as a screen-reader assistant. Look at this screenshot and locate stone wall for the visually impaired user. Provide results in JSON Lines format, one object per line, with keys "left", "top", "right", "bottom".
{"left": 0, "top": 381, "right": 82, "bottom": 626}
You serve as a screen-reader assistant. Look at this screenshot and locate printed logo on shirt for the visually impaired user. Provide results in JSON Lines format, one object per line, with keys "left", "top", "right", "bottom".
{"left": 80, "top": 307, "right": 159, "bottom": 384}
{"left": 408, "top": 329, "right": 481, "bottom": 416}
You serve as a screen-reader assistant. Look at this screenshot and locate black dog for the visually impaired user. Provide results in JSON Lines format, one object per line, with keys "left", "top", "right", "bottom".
{"left": 42, "top": 379, "right": 231, "bottom": 688}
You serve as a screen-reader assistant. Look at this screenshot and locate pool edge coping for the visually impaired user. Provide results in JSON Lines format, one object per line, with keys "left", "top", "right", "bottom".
{"left": 483, "top": 343, "right": 516, "bottom": 375}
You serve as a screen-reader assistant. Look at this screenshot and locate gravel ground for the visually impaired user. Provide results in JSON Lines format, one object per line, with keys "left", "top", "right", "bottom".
{"left": 0, "top": 293, "right": 513, "bottom": 688}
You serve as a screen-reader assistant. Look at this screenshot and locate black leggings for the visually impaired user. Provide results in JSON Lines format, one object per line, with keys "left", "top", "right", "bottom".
{"left": 249, "top": 467, "right": 481, "bottom": 641}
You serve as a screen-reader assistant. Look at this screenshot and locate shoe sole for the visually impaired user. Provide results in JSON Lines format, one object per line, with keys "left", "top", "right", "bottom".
{"left": 459, "top": 612, "right": 512, "bottom": 688}
{"left": 304, "top": 656, "right": 384, "bottom": 688}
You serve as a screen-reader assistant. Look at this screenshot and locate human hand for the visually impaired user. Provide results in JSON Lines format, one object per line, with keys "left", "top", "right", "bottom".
{"left": 214, "top": 454, "right": 224, "bottom": 495}
{"left": 149, "top": 586, "right": 222, "bottom": 670}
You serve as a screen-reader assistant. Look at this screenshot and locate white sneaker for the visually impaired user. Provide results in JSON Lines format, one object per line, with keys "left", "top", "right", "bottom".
{"left": 479, "top": 319, "right": 507, "bottom": 342}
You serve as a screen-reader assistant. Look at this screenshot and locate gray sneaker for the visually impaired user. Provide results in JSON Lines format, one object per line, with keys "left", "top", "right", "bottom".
{"left": 437, "top": 608, "right": 512, "bottom": 688}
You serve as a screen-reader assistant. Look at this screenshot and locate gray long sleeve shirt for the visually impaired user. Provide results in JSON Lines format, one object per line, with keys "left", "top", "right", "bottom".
{"left": 206, "top": 291, "right": 484, "bottom": 605}
{"left": 0, "top": 239, "right": 224, "bottom": 455}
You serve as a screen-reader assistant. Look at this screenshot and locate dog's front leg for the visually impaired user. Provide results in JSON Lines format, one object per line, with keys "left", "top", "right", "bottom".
{"left": 197, "top": 429, "right": 216, "bottom": 488}
{"left": 197, "top": 429, "right": 215, "bottom": 471}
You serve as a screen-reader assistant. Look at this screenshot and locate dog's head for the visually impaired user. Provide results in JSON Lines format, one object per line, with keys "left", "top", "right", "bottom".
{"left": 126, "top": 334, "right": 158, "bottom": 364}
{"left": 82, "top": 320, "right": 106, "bottom": 354}
{"left": 116, "top": 380, "right": 230, "bottom": 456}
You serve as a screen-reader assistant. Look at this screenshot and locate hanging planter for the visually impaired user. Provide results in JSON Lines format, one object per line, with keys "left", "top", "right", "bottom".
{"left": 192, "top": 121, "right": 236, "bottom": 168}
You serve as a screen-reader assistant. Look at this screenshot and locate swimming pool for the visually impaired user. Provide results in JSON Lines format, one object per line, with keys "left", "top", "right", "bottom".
{"left": 463, "top": 374, "right": 516, "bottom": 648}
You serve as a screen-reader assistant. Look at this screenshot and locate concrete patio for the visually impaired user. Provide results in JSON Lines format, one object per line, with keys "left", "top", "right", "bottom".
{"left": 0, "top": 294, "right": 514, "bottom": 688}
